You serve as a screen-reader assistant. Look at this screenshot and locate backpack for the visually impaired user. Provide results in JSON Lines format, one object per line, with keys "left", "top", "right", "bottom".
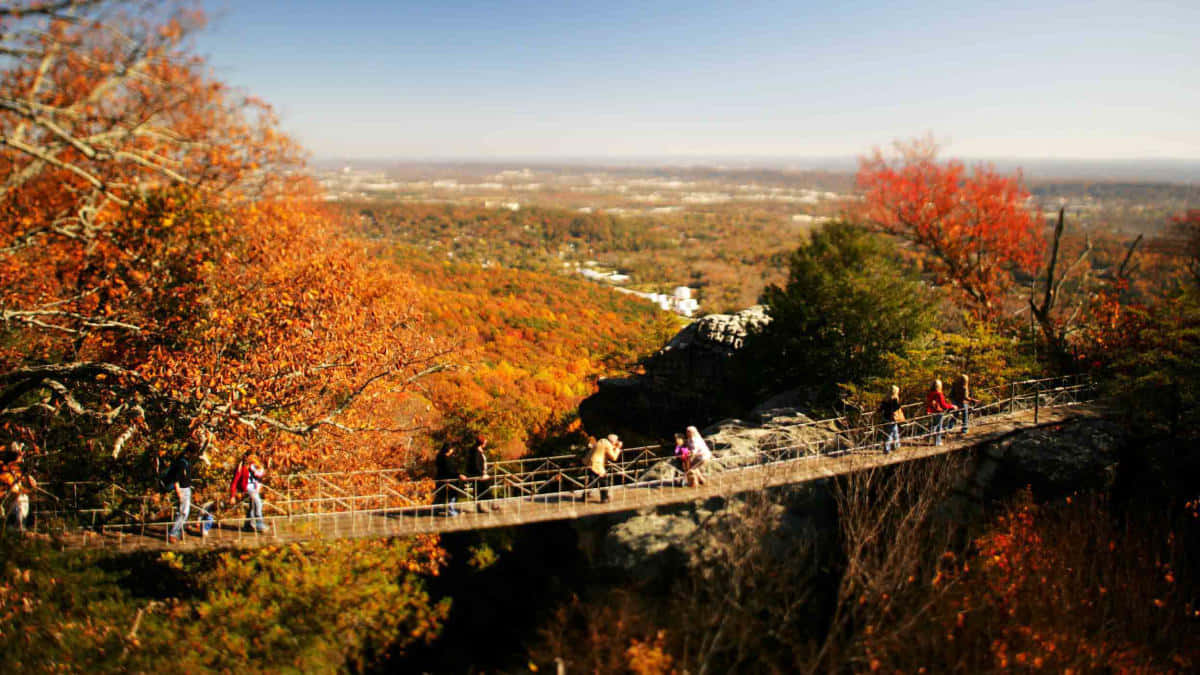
{"left": 230, "top": 464, "right": 249, "bottom": 495}
{"left": 157, "top": 457, "right": 186, "bottom": 493}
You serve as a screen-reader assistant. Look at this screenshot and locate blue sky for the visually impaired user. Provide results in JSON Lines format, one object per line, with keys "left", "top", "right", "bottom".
{"left": 195, "top": 1, "right": 1200, "bottom": 161}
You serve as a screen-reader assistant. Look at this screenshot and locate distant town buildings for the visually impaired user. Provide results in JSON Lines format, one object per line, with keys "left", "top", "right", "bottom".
{"left": 614, "top": 286, "right": 699, "bottom": 317}
{"left": 572, "top": 263, "right": 699, "bottom": 316}
{"left": 311, "top": 165, "right": 851, "bottom": 218}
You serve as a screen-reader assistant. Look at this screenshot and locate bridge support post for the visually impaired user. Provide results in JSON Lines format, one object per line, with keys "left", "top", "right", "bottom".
{"left": 1034, "top": 380, "right": 1040, "bottom": 423}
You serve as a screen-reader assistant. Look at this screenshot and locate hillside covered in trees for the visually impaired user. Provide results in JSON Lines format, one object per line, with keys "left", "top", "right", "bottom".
{"left": 2, "top": 2, "right": 1198, "bottom": 673}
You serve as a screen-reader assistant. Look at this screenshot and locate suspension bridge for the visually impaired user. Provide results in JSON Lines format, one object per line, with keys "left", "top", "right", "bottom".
{"left": 20, "top": 376, "right": 1098, "bottom": 551}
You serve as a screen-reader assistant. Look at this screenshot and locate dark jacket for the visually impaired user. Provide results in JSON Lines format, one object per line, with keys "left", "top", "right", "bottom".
{"left": 435, "top": 451, "right": 460, "bottom": 481}
{"left": 950, "top": 380, "right": 975, "bottom": 405}
{"left": 878, "top": 397, "right": 902, "bottom": 422}
{"left": 465, "top": 446, "right": 488, "bottom": 477}
{"left": 166, "top": 456, "right": 192, "bottom": 489}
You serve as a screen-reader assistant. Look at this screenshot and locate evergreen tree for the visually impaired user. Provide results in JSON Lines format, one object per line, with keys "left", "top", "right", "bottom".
{"left": 744, "top": 222, "right": 934, "bottom": 406}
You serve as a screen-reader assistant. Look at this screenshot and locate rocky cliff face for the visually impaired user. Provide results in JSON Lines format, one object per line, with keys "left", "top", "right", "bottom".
{"left": 958, "top": 417, "right": 1124, "bottom": 508}
{"left": 579, "top": 306, "right": 771, "bottom": 438}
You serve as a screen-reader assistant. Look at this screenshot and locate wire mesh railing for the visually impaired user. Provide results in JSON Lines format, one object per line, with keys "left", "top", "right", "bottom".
{"left": 21, "top": 375, "right": 1095, "bottom": 546}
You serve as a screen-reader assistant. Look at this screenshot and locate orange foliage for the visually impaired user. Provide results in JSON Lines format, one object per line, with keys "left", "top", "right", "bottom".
{"left": 391, "top": 248, "right": 676, "bottom": 456}
{"left": 1, "top": 3, "right": 673, "bottom": 496}
{"left": 0, "top": 4, "right": 447, "bottom": 487}
{"left": 871, "top": 492, "right": 1199, "bottom": 672}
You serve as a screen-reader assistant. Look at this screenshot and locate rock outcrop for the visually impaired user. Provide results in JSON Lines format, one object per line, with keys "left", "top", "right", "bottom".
{"left": 579, "top": 306, "right": 771, "bottom": 437}
{"left": 639, "top": 305, "right": 771, "bottom": 393}
{"left": 602, "top": 487, "right": 833, "bottom": 583}
{"left": 974, "top": 417, "right": 1124, "bottom": 498}
{"left": 598, "top": 405, "right": 838, "bottom": 579}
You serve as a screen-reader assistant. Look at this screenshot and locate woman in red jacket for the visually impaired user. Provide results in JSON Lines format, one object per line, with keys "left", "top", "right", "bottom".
{"left": 925, "top": 379, "right": 957, "bottom": 447}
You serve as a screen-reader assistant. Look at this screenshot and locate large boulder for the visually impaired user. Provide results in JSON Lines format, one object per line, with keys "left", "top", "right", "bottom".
{"left": 641, "top": 305, "right": 771, "bottom": 392}
{"left": 702, "top": 408, "right": 839, "bottom": 470}
{"left": 580, "top": 306, "right": 772, "bottom": 437}
{"left": 632, "top": 406, "right": 840, "bottom": 493}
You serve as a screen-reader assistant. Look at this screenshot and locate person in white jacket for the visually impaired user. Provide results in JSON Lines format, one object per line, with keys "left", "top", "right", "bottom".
{"left": 685, "top": 426, "right": 711, "bottom": 487}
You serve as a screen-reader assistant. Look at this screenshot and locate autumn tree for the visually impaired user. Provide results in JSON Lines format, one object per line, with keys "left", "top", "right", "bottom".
{"left": 857, "top": 136, "right": 1043, "bottom": 318}
{"left": 0, "top": 1, "right": 449, "bottom": 494}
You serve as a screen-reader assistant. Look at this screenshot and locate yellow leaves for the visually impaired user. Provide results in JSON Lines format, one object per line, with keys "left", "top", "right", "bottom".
{"left": 158, "top": 552, "right": 184, "bottom": 571}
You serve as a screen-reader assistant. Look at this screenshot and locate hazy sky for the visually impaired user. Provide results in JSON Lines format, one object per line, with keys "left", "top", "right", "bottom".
{"left": 196, "top": 0, "right": 1200, "bottom": 161}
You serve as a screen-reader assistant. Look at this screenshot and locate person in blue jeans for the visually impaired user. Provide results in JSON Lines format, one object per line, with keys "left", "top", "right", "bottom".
{"left": 166, "top": 453, "right": 192, "bottom": 543}
{"left": 925, "top": 379, "right": 957, "bottom": 447}
{"left": 244, "top": 454, "right": 268, "bottom": 533}
{"left": 950, "top": 374, "right": 978, "bottom": 435}
{"left": 877, "top": 385, "right": 904, "bottom": 454}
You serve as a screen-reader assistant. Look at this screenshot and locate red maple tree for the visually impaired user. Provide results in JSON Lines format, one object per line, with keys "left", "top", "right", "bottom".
{"left": 856, "top": 137, "right": 1044, "bottom": 317}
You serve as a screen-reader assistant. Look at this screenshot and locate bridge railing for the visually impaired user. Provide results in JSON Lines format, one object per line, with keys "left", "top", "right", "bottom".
{"left": 23, "top": 375, "right": 1095, "bottom": 544}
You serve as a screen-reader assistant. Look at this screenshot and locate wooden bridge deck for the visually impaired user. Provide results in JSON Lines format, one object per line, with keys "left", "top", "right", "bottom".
{"left": 40, "top": 401, "right": 1097, "bottom": 552}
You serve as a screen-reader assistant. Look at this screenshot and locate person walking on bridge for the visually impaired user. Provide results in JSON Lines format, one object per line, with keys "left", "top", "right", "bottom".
{"left": 165, "top": 450, "right": 193, "bottom": 543}
{"left": 878, "top": 385, "right": 904, "bottom": 454}
{"left": 950, "top": 374, "right": 978, "bottom": 436}
{"left": 925, "top": 379, "right": 957, "bottom": 447}
{"left": 435, "top": 442, "right": 464, "bottom": 516}
{"left": 685, "top": 426, "right": 711, "bottom": 487}
{"left": 583, "top": 434, "right": 621, "bottom": 503}
{"left": 242, "top": 454, "right": 268, "bottom": 533}
{"left": 466, "top": 436, "right": 499, "bottom": 513}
